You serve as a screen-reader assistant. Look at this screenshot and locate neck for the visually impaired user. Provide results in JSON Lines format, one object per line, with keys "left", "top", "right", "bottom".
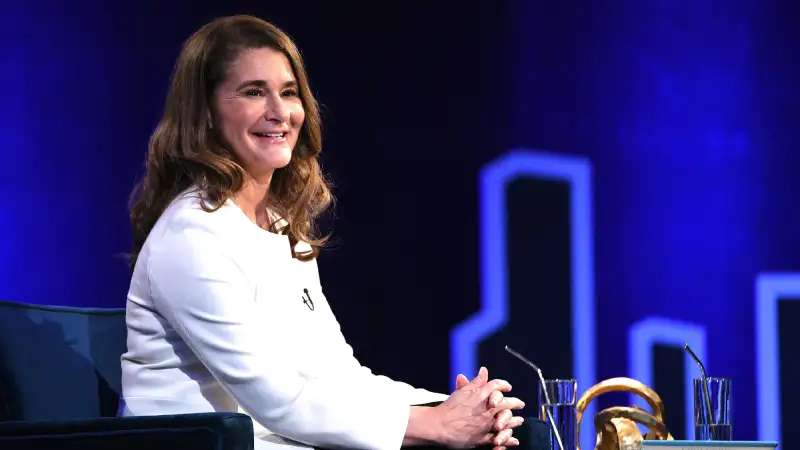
{"left": 233, "top": 175, "right": 272, "bottom": 228}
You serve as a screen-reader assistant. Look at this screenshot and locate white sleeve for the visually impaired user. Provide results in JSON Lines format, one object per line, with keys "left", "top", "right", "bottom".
{"left": 146, "top": 227, "right": 411, "bottom": 450}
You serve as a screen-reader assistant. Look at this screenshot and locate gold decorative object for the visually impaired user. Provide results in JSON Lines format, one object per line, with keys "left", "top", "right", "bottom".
{"left": 575, "top": 377, "right": 674, "bottom": 450}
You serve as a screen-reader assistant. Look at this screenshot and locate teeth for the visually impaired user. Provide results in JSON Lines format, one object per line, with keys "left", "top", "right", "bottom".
{"left": 254, "top": 132, "right": 284, "bottom": 138}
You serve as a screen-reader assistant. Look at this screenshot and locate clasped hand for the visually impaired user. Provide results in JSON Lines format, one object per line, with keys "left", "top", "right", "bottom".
{"left": 434, "top": 367, "right": 525, "bottom": 449}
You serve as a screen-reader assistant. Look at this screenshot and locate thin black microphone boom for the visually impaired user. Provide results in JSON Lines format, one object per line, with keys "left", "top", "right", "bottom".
{"left": 504, "top": 345, "right": 565, "bottom": 450}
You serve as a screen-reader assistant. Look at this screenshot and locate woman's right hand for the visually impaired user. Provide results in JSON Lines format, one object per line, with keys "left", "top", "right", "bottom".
{"left": 433, "top": 367, "right": 525, "bottom": 449}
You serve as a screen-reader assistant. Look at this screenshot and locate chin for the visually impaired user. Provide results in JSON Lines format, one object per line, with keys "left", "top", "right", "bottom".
{"left": 272, "top": 157, "right": 292, "bottom": 169}
{"left": 275, "top": 147, "right": 294, "bottom": 167}
{"left": 258, "top": 146, "right": 293, "bottom": 168}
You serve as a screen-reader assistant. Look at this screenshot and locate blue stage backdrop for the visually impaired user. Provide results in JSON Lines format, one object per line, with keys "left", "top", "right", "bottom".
{"left": 4, "top": 1, "right": 800, "bottom": 447}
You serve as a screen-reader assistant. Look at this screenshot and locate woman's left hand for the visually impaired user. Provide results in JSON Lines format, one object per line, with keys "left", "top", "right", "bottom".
{"left": 454, "top": 372, "right": 526, "bottom": 449}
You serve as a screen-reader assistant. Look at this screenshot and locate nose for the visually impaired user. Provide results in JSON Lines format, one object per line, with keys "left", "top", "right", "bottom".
{"left": 265, "top": 94, "right": 290, "bottom": 123}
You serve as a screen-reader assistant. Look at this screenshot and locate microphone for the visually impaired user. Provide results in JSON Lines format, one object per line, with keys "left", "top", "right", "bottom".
{"left": 504, "top": 345, "right": 565, "bottom": 450}
{"left": 302, "top": 288, "right": 314, "bottom": 311}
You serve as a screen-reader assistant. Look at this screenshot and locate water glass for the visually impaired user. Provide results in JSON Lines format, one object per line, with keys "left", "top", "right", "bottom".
{"left": 694, "top": 377, "right": 731, "bottom": 440}
{"left": 538, "top": 379, "right": 578, "bottom": 450}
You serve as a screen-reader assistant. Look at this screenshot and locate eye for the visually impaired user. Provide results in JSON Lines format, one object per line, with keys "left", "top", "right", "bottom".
{"left": 245, "top": 89, "right": 264, "bottom": 97}
{"left": 281, "top": 88, "right": 299, "bottom": 98}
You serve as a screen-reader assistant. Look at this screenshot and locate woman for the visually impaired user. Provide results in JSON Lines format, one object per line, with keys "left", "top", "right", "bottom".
{"left": 119, "top": 15, "right": 525, "bottom": 450}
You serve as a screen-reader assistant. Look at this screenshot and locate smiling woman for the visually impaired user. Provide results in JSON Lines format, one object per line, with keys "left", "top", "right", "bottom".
{"left": 119, "top": 14, "right": 526, "bottom": 450}
{"left": 128, "top": 15, "right": 329, "bottom": 263}
{"left": 212, "top": 47, "right": 305, "bottom": 184}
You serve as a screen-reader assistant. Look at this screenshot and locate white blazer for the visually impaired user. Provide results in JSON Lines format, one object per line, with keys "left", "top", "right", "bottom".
{"left": 119, "top": 189, "right": 447, "bottom": 450}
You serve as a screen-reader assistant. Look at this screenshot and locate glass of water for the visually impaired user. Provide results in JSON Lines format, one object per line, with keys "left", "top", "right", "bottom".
{"left": 538, "top": 379, "right": 578, "bottom": 450}
{"left": 694, "top": 377, "right": 731, "bottom": 440}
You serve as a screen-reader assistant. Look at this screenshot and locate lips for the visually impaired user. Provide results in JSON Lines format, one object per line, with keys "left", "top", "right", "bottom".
{"left": 251, "top": 131, "right": 289, "bottom": 146}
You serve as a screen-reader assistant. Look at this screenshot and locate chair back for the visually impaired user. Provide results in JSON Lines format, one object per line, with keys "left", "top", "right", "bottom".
{"left": 0, "top": 300, "right": 126, "bottom": 421}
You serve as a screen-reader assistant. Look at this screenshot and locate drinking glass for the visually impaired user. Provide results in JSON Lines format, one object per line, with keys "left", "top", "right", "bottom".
{"left": 538, "top": 379, "right": 578, "bottom": 450}
{"left": 694, "top": 377, "right": 732, "bottom": 441}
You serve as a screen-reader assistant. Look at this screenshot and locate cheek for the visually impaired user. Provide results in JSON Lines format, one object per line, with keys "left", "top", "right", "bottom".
{"left": 290, "top": 104, "right": 305, "bottom": 129}
{"left": 289, "top": 107, "right": 305, "bottom": 147}
{"left": 219, "top": 103, "right": 260, "bottom": 136}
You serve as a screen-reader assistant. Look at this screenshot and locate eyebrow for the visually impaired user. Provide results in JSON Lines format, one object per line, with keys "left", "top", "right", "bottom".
{"left": 234, "top": 79, "right": 298, "bottom": 91}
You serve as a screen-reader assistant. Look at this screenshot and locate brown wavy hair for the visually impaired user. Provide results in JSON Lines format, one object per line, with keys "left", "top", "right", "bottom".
{"left": 128, "top": 15, "right": 332, "bottom": 268}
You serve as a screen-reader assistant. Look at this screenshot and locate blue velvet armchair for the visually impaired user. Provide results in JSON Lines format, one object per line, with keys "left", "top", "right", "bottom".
{"left": 0, "top": 299, "right": 254, "bottom": 450}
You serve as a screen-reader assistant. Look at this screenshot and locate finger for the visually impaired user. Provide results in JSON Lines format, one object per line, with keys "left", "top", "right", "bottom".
{"left": 466, "top": 366, "right": 489, "bottom": 388}
{"left": 495, "top": 396, "right": 526, "bottom": 411}
{"left": 506, "top": 437, "right": 521, "bottom": 447}
{"left": 492, "top": 447, "right": 507, "bottom": 450}
{"left": 502, "top": 416, "right": 525, "bottom": 430}
{"left": 481, "top": 379, "right": 512, "bottom": 397}
{"left": 494, "top": 409, "right": 513, "bottom": 431}
{"left": 475, "top": 366, "right": 488, "bottom": 384}
{"left": 488, "top": 390, "right": 504, "bottom": 408}
{"left": 493, "top": 428, "right": 514, "bottom": 446}
{"left": 495, "top": 429, "right": 513, "bottom": 446}
{"left": 479, "top": 431, "right": 497, "bottom": 446}
{"left": 455, "top": 373, "right": 469, "bottom": 390}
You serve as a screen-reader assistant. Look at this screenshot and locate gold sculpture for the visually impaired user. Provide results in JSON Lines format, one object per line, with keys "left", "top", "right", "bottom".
{"left": 575, "top": 377, "right": 674, "bottom": 450}
{"left": 502, "top": 345, "right": 677, "bottom": 450}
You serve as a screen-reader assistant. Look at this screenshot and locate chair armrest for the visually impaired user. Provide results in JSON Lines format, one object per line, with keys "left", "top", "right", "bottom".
{"left": 0, "top": 412, "right": 254, "bottom": 450}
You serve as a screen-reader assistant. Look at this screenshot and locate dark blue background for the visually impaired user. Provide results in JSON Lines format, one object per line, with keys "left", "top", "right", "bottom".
{"left": 3, "top": 1, "right": 799, "bottom": 447}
